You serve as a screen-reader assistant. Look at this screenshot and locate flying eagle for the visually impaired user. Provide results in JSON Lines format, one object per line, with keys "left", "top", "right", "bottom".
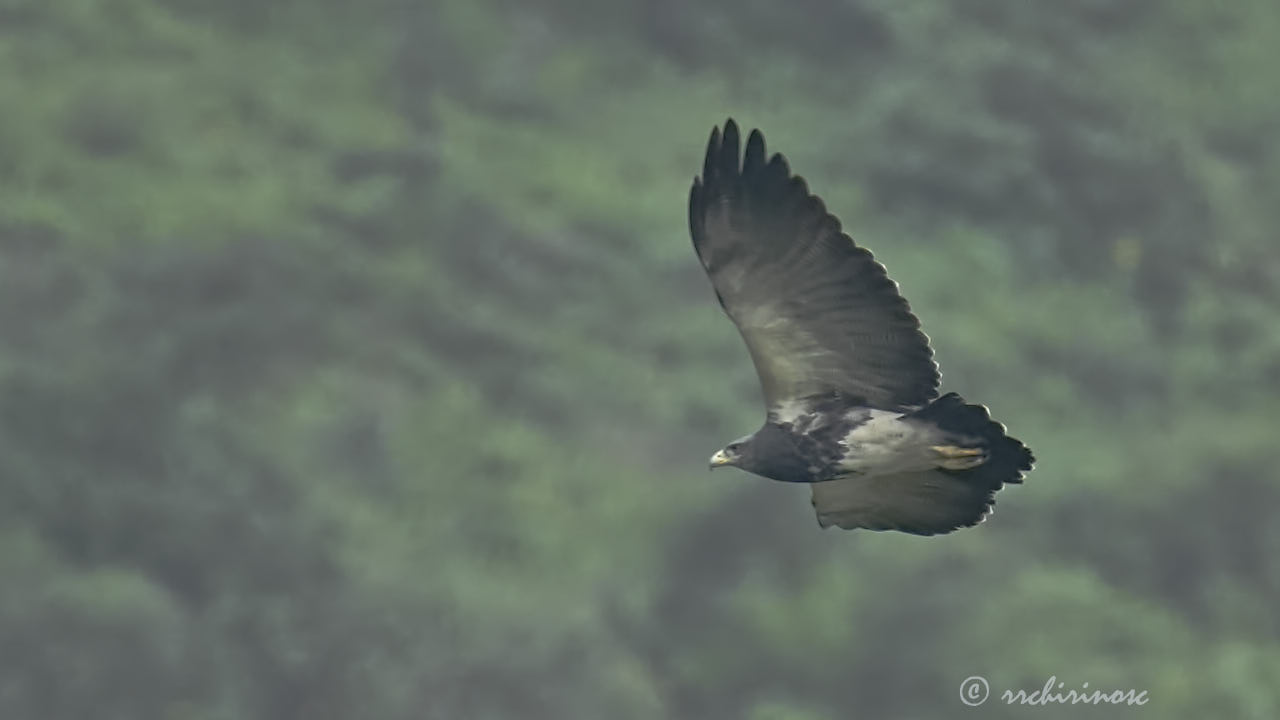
{"left": 690, "top": 120, "right": 1033, "bottom": 536}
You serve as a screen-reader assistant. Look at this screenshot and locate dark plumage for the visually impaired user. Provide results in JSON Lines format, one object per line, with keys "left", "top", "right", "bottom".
{"left": 691, "top": 120, "right": 1034, "bottom": 536}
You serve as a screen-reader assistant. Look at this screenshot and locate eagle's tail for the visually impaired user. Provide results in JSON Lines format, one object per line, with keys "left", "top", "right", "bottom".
{"left": 911, "top": 392, "right": 1034, "bottom": 488}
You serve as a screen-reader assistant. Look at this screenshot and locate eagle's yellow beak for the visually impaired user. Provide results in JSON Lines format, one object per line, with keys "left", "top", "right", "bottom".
{"left": 709, "top": 449, "right": 732, "bottom": 469}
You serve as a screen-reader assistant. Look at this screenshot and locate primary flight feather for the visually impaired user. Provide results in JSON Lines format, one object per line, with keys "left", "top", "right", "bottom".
{"left": 690, "top": 119, "right": 1034, "bottom": 536}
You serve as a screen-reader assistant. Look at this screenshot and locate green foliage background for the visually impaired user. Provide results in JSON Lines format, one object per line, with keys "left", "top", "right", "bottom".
{"left": 2, "top": 1, "right": 1278, "bottom": 717}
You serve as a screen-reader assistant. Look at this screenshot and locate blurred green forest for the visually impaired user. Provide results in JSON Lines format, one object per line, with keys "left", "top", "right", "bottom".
{"left": 2, "top": 0, "right": 1278, "bottom": 718}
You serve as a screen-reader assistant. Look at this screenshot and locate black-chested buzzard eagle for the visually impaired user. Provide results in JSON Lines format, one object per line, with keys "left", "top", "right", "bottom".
{"left": 689, "top": 120, "right": 1034, "bottom": 536}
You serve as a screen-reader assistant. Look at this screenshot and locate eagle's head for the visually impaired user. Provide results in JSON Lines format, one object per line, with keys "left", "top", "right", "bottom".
{"left": 709, "top": 435, "right": 752, "bottom": 470}
{"left": 709, "top": 425, "right": 823, "bottom": 483}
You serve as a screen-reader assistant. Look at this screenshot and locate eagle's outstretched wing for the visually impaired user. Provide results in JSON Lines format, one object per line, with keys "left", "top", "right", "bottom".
{"left": 810, "top": 470, "right": 998, "bottom": 536}
{"left": 689, "top": 120, "right": 939, "bottom": 412}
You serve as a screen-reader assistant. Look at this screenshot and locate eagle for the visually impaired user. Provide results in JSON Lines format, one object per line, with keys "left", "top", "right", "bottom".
{"left": 690, "top": 120, "right": 1034, "bottom": 536}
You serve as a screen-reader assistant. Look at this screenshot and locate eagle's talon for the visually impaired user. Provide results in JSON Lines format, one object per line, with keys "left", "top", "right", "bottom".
{"left": 931, "top": 445, "right": 985, "bottom": 458}
{"left": 938, "top": 455, "right": 988, "bottom": 471}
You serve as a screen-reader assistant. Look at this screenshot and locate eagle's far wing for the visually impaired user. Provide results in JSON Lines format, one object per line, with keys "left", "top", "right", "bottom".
{"left": 810, "top": 471, "right": 998, "bottom": 536}
{"left": 689, "top": 120, "right": 938, "bottom": 411}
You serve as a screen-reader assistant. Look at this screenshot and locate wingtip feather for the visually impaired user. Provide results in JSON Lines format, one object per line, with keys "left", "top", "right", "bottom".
{"left": 743, "top": 129, "right": 767, "bottom": 174}
{"left": 702, "top": 126, "right": 721, "bottom": 182}
{"left": 720, "top": 120, "right": 741, "bottom": 177}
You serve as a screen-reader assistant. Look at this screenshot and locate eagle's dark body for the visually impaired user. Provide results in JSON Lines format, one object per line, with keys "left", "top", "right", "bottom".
{"left": 690, "top": 120, "right": 1034, "bottom": 536}
{"left": 729, "top": 394, "right": 864, "bottom": 484}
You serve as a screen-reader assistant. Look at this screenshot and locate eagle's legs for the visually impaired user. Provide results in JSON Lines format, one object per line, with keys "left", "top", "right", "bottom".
{"left": 931, "top": 445, "right": 988, "bottom": 471}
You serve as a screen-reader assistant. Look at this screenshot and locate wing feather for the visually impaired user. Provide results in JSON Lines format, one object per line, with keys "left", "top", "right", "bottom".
{"left": 810, "top": 471, "right": 997, "bottom": 536}
{"left": 690, "top": 120, "right": 939, "bottom": 411}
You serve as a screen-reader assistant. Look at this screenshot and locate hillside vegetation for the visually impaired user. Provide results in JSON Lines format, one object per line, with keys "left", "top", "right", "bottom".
{"left": 1, "top": 1, "right": 1277, "bottom": 718}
